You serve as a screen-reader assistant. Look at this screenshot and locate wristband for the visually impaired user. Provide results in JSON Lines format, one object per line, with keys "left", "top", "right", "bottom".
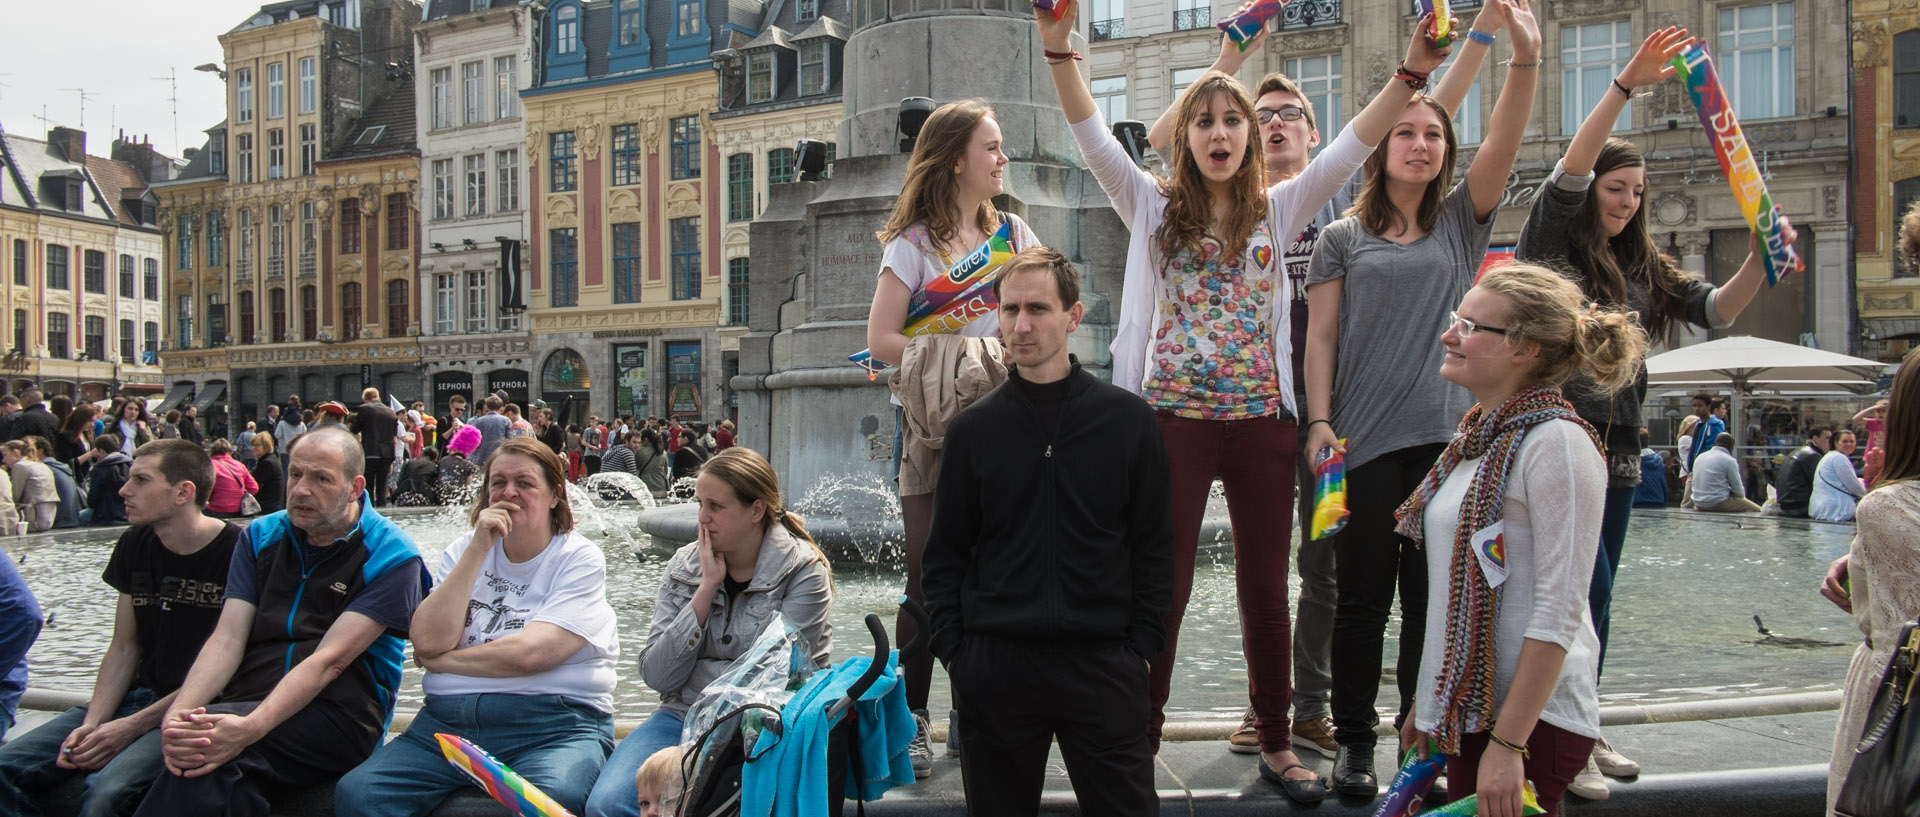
{"left": 1307, "top": 419, "right": 1333, "bottom": 430}
{"left": 1043, "top": 48, "right": 1082, "bottom": 62}
{"left": 1467, "top": 30, "right": 1495, "bottom": 46}
{"left": 1612, "top": 78, "right": 1632, "bottom": 99}
{"left": 1488, "top": 732, "right": 1531, "bottom": 759}
{"left": 1395, "top": 63, "right": 1431, "bottom": 92}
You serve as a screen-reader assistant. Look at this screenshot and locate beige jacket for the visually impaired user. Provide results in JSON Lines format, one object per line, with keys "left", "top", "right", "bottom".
{"left": 891, "top": 334, "right": 1008, "bottom": 495}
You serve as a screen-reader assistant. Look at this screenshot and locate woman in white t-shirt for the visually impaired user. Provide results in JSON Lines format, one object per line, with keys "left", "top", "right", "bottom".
{"left": 335, "top": 437, "right": 619, "bottom": 817}
{"left": 1396, "top": 265, "right": 1647, "bottom": 817}
{"left": 863, "top": 98, "right": 1039, "bottom": 764}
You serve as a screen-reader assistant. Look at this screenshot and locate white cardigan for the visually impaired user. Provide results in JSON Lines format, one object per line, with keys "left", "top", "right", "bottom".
{"left": 1068, "top": 111, "right": 1375, "bottom": 409}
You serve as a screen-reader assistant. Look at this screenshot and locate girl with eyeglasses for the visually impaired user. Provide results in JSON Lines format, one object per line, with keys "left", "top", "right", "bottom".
{"left": 1301, "top": 0, "right": 1542, "bottom": 797}
{"left": 1398, "top": 264, "right": 1648, "bottom": 817}
{"left": 1512, "top": 27, "right": 1792, "bottom": 795}
{"left": 1041, "top": 0, "right": 1453, "bottom": 803}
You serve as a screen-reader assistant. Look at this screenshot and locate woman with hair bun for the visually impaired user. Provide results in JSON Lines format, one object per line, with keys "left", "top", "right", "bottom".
{"left": 585, "top": 447, "right": 833, "bottom": 817}
{"left": 1397, "top": 264, "right": 1647, "bottom": 817}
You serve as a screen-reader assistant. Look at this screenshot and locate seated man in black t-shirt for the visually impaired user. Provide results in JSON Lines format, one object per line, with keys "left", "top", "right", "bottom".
{"left": 0, "top": 439, "right": 238, "bottom": 816}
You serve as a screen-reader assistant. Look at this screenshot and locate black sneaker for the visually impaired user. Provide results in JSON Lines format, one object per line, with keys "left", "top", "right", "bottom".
{"left": 946, "top": 708, "right": 963, "bottom": 758}
{"left": 1331, "top": 745, "right": 1379, "bottom": 798}
{"left": 908, "top": 709, "right": 933, "bottom": 779}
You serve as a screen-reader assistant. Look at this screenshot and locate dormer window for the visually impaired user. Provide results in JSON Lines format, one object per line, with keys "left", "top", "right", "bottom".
{"left": 676, "top": 0, "right": 700, "bottom": 36}
{"left": 618, "top": 0, "right": 643, "bottom": 45}
{"left": 747, "top": 53, "right": 775, "bottom": 104}
{"left": 800, "top": 41, "right": 828, "bottom": 96}
{"left": 66, "top": 179, "right": 84, "bottom": 212}
{"left": 798, "top": 0, "right": 818, "bottom": 20}
{"left": 557, "top": 5, "right": 579, "bottom": 53}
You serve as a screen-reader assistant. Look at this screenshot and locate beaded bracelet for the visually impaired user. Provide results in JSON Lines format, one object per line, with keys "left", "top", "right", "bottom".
{"left": 1488, "top": 732, "right": 1532, "bottom": 759}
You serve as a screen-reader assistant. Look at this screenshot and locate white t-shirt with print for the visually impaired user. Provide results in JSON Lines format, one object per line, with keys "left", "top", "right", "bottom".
{"left": 422, "top": 530, "right": 621, "bottom": 713}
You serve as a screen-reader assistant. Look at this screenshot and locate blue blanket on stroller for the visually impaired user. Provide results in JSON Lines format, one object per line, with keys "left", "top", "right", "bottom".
{"left": 741, "top": 651, "right": 916, "bottom": 817}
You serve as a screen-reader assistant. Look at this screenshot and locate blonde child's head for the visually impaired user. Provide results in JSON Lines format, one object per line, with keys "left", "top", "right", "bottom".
{"left": 635, "top": 745, "right": 685, "bottom": 817}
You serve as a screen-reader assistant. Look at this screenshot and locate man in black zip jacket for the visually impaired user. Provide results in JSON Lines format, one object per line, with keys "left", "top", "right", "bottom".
{"left": 923, "top": 247, "right": 1174, "bottom": 817}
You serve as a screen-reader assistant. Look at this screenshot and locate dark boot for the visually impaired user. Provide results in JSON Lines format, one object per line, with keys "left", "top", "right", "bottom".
{"left": 1331, "top": 744, "right": 1378, "bottom": 798}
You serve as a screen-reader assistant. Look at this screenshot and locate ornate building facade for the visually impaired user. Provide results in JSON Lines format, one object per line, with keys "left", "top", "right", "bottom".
{"left": 1853, "top": 1, "right": 1920, "bottom": 361}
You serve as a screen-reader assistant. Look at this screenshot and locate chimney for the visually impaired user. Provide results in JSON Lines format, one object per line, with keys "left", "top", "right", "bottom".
{"left": 48, "top": 127, "right": 86, "bottom": 162}
{"left": 111, "top": 134, "right": 174, "bottom": 184}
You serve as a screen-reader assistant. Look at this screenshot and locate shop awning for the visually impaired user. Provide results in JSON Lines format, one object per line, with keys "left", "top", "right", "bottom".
{"left": 192, "top": 382, "right": 227, "bottom": 411}
{"left": 153, "top": 382, "right": 194, "bottom": 416}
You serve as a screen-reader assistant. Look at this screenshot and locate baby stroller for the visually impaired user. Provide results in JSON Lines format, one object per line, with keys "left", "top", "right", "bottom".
{"left": 675, "top": 599, "right": 928, "bottom": 817}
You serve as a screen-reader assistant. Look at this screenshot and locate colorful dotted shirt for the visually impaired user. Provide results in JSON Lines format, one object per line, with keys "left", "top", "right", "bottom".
{"left": 1144, "top": 223, "right": 1284, "bottom": 420}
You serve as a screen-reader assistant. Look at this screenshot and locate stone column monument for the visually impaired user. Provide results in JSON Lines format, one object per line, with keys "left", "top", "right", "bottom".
{"left": 732, "top": 0, "right": 1130, "bottom": 494}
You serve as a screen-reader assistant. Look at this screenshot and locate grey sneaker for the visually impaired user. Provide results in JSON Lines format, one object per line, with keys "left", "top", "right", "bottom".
{"left": 908, "top": 709, "right": 933, "bottom": 779}
{"left": 1566, "top": 755, "right": 1610, "bottom": 801}
{"left": 1592, "top": 735, "right": 1640, "bottom": 777}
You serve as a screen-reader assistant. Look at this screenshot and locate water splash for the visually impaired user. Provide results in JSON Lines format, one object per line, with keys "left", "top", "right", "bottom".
{"left": 791, "top": 472, "right": 904, "bottom": 568}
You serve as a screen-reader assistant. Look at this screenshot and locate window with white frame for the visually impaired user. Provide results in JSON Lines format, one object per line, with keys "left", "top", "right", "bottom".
{"left": 267, "top": 62, "right": 284, "bottom": 119}
{"left": 236, "top": 133, "right": 253, "bottom": 183}
{"left": 465, "top": 270, "right": 488, "bottom": 332}
{"left": 1718, "top": 2, "right": 1794, "bottom": 120}
{"left": 433, "top": 158, "right": 455, "bottom": 220}
{"left": 1170, "top": 67, "right": 1208, "bottom": 91}
{"left": 299, "top": 124, "right": 316, "bottom": 176}
{"left": 495, "top": 55, "right": 518, "bottom": 119}
{"left": 1092, "top": 76, "right": 1127, "bottom": 123}
{"left": 619, "top": 0, "right": 644, "bottom": 44}
{"left": 300, "top": 201, "right": 317, "bottom": 276}
{"left": 267, "top": 129, "right": 285, "bottom": 179}
{"left": 1561, "top": 20, "right": 1633, "bottom": 135}
{"left": 237, "top": 208, "right": 254, "bottom": 278}
{"left": 300, "top": 57, "right": 316, "bottom": 114}
{"left": 1431, "top": 48, "right": 1483, "bottom": 144}
{"left": 463, "top": 61, "right": 485, "bottom": 125}
{"left": 497, "top": 149, "right": 520, "bottom": 211}
{"left": 798, "top": 0, "right": 818, "bottom": 20}
{"left": 435, "top": 273, "right": 456, "bottom": 334}
{"left": 747, "top": 53, "right": 775, "bottom": 104}
{"left": 465, "top": 154, "right": 487, "bottom": 216}
{"left": 799, "top": 42, "right": 828, "bottom": 96}
{"left": 237, "top": 68, "right": 253, "bottom": 123}
{"left": 431, "top": 67, "right": 453, "bottom": 130}
{"left": 557, "top": 5, "right": 580, "bottom": 52}
{"left": 268, "top": 204, "right": 285, "bottom": 278}
{"left": 1284, "top": 54, "right": 1344, "bottom": 155}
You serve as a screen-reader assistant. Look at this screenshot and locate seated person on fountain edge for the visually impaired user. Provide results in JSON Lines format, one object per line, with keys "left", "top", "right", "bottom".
{"left": 1688, "top": 433, "right": 1762, "bottom": 514}
{"left": 0, "top": 440, "right": 231, "bottom": 817}
{"left": 129, "top": 426, "right": 428, "bottom": 817}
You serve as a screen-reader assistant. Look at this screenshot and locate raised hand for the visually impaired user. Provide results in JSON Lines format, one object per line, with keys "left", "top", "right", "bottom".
{"left": 1617, "top": 26, "right": 1691, "bottom": 90}
{"left": 1504, "top": 0, "right": 1540, "bottom": 61}
{"left": 1404, "top": 12, "right": 1454, "bottom": 75}
{"left": 1035, "top": 0, "right": 1076, "bottom": 53}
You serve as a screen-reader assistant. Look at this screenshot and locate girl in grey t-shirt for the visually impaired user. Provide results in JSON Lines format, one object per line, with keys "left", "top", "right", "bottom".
{"left": 1300, "top": 0, "right": 1543, "bottom": 795}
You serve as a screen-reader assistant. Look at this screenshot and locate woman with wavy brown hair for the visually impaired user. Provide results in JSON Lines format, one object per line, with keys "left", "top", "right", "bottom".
{"left": 864, "top": 98, "right": 1042, "bottom": 773}
{"left": 1040, "top": 0, "right": 1454, "bottom": 802}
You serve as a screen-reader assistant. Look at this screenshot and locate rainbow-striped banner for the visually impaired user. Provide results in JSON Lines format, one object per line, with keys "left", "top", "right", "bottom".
{"left": 436, "top": 733, "right": 575, "bottom": 817}
{"left": 1673, "top": 41, "right": 1802, "bottom": 286}
{"left": 1217, "top": 0, "right": 1290, "bottom": 51}
{"left": 849, "top": 221, "right": 1018, "bottom": 375}
{"left": 1418, "top": 0, "right": 1453, "bottom": 46}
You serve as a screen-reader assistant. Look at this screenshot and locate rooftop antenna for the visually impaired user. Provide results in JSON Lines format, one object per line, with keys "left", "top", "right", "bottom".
{"left": 32, "top": 106, "right": 56, "bottom": 131}
{"left": 56, "top": 88, "right": 98, "bottom": 129}
{"left": 153, "top": 68, "right": 180, "bottom": 153}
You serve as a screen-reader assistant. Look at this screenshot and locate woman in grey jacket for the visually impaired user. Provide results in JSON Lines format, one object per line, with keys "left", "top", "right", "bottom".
{"left": 1512, "top": 26, "right": 1790, "bottom": 796}
{"left": 585, "top": 447, "right": 833, "bottom": 817}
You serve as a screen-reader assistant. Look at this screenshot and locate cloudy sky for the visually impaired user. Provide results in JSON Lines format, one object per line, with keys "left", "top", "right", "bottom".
{"left": 2, "top": 0, "right": 270, "bottom": 158}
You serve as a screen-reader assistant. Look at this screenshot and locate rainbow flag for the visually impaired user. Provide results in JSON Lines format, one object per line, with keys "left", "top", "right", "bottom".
{"left": 1031, "top": 0, "right": 1070, "bottom": 21}
{"left": 1311, "top": 442, "right": 1349, "bottom": 540}
{"left": 1217, "top": 0, "right": 1289, "bottom": 51}
{"left": 1418, "top": 0, "right": 1452, "bottom": 46}
{"left": 436, "top": 733, "right": 575, "bottom": 817}
{"left": 1672, "top": 41, "right": 1802, "bottom": 286}
{"left": 849, "top": 221, "right": 1018, "bottom": 375}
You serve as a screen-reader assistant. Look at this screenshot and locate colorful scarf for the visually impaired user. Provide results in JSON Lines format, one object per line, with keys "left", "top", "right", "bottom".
{"left": 1393, "top": 384, "right": 1600, "bottom": 755}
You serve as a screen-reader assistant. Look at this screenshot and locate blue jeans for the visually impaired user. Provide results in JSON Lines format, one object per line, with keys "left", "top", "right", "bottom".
{"left": 0, "top": 689, "right": 161, "bottom": 817}
{"left": 334, "top": 693, "right": 613, "bottom": 817}
{"left": 1589, "top": 484, "right": 1637, "bottom": 677}
{"left": 585, "top": 709, "right": 684, "bottom": 817}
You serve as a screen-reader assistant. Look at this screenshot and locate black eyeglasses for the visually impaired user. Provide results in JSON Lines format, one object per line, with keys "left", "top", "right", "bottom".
{"left": 1255, "top": 107, "right": 1308, "bottom": 124}
{"left": 1449, "top": 311, "right": 1509, "bottom": 339}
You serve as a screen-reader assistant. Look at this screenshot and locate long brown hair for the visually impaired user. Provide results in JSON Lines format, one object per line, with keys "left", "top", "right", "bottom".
{"left": 1567, "top": 139, "right": 1691, "bottom": 340}
{"left": 1348, "top": 96, "right": 1457, "bottom": 238}
{"left": 1877, "top": 350, "right": 1920, "bottom": 488}
{"left": 699, "top": 447, "right": 831, "bottom": 579}
{"left": 876, "top": 100, "right": 1003, "bottom": 256}
{"left": 1157, "top": 73, "right": 1268, "bottom": 268}
{"left": 467, "top": 437, "right": 575, "bottom": 535}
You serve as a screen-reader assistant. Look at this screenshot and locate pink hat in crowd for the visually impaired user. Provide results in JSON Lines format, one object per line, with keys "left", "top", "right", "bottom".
{"left": 447, "top": 424, "right": 482, "bottom": 456}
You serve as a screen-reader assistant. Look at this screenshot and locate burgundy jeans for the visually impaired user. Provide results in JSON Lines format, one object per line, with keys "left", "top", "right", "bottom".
{"left": 1148, "top": 412, "right": 1299, "bottom": 753}
{"left": 1446, "top": 722, "right": 1597, "bottom": 817}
